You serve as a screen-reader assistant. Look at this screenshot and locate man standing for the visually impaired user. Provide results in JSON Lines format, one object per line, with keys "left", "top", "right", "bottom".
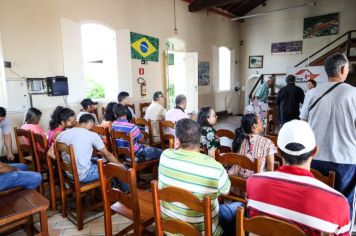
{"left": 159, "top": 119, "right": 241, "bottom": 235}
{"left": 0, "top": 107, "right": 14, "bottom": 161}
{"left": 276, "top": 75, "right": 304, "bottom": 125}
{"left": 144, "top": 91, "right": 166, "bottom": 143}
{"left": 306, "top": 79, "right": 317, "bottom": 90}
{"left": 254, "top": 76, "right": 273, "bottom": 103}
{"left": 300, "top": 53, "right": 356, "bottom": 225}
{"left": 246, "top": 120, "right": 350, "bottom": 235}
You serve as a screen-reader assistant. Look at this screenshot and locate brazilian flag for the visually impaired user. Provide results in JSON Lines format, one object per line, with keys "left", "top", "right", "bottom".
{"left": 130, "top": 32, "right": 159, "bottom": 62}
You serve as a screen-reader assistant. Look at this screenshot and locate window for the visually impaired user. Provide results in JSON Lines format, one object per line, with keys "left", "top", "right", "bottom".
{"left": 218, "top": 47, "right": 231, "bottom": 91}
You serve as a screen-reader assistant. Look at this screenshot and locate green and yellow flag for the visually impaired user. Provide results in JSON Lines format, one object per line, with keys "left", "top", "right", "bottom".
{"left": 130, "top": 32, "right": 159, "bottom": 62}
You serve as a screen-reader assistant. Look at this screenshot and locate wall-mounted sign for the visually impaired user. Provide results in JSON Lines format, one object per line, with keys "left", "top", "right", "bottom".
{"left": 139, "top": 68, "right": 144, "bottom": 75}
{"left": 271, "top": 41, "right": 303, "bottom": 55}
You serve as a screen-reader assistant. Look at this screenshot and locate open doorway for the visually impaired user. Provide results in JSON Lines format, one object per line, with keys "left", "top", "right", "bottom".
{"left": 165, "top": 37, "right": 198, "bottom": 113}
{"left": 81, "top": 23, "right": 118, "bottom": 101}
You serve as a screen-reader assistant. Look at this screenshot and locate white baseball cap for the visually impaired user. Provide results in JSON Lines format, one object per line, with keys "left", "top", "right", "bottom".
{"left": 277, "top": 120, "right": 316, "bottom": 156}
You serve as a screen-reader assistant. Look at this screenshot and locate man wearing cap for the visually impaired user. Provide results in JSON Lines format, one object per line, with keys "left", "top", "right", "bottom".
{"left": 254, "top": 76, "right": 273, "bottom": 103}
{"left": 246, "top": 120, "right": 350, "bottom": 235}
{"left": 76, "top": 98, "right": 99, "bottom": 124}
{"left": 144, "top": 91, "right": 166, "bottom": 143}
{"left": 276, "top": 74, "right": 304, "bottom": 125}
{"left": 300, "top": 53, "right": 356, "bottom": 225}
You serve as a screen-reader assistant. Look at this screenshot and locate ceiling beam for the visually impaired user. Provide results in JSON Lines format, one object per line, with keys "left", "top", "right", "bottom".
{"left": 188, "top": 0, "right": 241, "bottom": 12}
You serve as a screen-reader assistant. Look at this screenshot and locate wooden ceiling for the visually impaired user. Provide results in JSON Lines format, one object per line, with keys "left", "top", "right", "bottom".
{"left": 187, "top": 0, "right": 267, "bottom": 18}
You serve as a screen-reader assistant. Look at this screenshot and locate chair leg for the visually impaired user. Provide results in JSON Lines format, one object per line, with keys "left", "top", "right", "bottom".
{"left": 76, "top": 192, "right": 84, "bottom": 231}
{"left": 61, "top": 188, "right": 67, "bottom": 218}
{"left": 47, "top": 159, "right": 57, "bottom": 210}
{"left": 26, "top": 215, "right": 34, "bottom": 236}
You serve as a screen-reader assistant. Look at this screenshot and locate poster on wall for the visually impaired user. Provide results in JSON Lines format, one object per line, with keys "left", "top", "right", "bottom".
{"left": 303, "top": 13, "right": 339, "bottom": 38}
{"left": 130, "top": 32, "right": 159, "bottom": 62}
{"left": 198, "top": 61, "right": 210, "bottom": 86}
{"left": 286, "top": 66, "right": 328, "bottom": 92}
{"left": 271, "top": 41, "right": 303, "bottom": 55}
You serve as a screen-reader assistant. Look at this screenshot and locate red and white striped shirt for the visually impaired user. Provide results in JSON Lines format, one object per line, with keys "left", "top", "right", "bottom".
{"left": 246, "top": 166, "right": 350, "bottom": 235}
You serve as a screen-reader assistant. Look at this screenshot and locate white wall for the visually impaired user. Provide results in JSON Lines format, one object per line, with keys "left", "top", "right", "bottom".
{"left": 238, "top": 0, "right": 356, "bottom": 112}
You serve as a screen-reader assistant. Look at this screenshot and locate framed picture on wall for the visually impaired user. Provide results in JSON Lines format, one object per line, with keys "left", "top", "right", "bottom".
{"left": 249, "top": 55, "right": 263, "bottom": 68}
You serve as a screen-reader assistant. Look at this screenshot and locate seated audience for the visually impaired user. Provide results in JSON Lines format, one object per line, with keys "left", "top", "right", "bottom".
{"left": 118, "top": 91, "right": 136, "bottom": 122}
{"left": 21, "top": 107, "right": 46, "bottom": 137}
{"left": 48, "top": 106, "right": 76, "bottom": 147}
{"left": 49, "top": 114, "right": 119, "bottom": 182}
{"left": 112, "top": 104, "right": 162, "bottom": 162}
{"left": 229, "top": 113, "right": 276, "bottom": 179}
{"left": 144, "top": 91, "right": 166, "bottom": 143}
{"left": 306, "top": 79, "right": 317, "bottom": 90}
{"left": 158, "top": 118, "right": 241, "bottom": 236}
{"left": 76, "top": 98, "right": 99, "bottom": 124}
{"left": 101, "top": 102, "right": 117, "bottom": 128}
{"left": 0, "top": 161, "right": 42, "bottom": 191}
{"left": 246, "top": 120, "right": 350, "bottom": 235}
{"left": 0, "top": 107, "right": 14, "bottom": 161}
{"left": 197, "top": 106, "right": 220, "bottom": 157}
{"left": 165, "top": 94, "right": 189, "bottom": 123}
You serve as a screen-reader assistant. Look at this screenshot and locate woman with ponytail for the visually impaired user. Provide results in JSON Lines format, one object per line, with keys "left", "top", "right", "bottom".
{"left": 229, "top": 113, "right": 276, "bottom": 179}
{"left": 48, "top": 106, "right": 76, "bottom": 146}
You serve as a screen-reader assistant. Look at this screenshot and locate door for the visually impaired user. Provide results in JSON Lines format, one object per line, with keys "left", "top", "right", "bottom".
{"left": 166, "top": 52, "right": 198, "bottom": 113}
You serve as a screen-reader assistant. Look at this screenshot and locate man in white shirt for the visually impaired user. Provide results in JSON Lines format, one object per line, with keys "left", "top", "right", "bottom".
{"left": 144, "top": 91, "right": 166, "bottom": 143}
{"left": 0, "top": 107, "right": 14, "bottom": 161}
{"left": 165, "top": 94, "right": 190, "bottom": 134}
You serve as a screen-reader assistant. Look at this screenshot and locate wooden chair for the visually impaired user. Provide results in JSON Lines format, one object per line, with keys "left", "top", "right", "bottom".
{"left": 54, "top": 141, "right": 103, "bottom": 230}
{"left": 134, "top": 117, "right": 159, "bottom": 147}
{"left": 215, "top": 129, "right": 235, "bottom": 153}
{"left": 310, "top": 169, "right": 336, "bottom": 188}
{"left": 111, "top": 130, "right": 159, "bottom": 178}
{"left": 236, "top": 207, "right": 306, "bottom": 236}
{"left": 91, "top": 125, "right": 112, "bottom": 152}
{"left": 30, "top": 132, "right": 51, "bottom": 197}
{"left": 13, "top": 127, "right": 36, "bottom": 171}
{"left": 0, "top": 189, "right": 49, "bottom": 236}
{"left": 140, "top": 102, "right": 151, "bottom": 118}
{"left": 98, "top": 160, "right": 154, "bottom": 235}
{"left": 151, "top": 180, "right": 212, "bottom": 236}
{"left": 215, "top": 151, "right": 261, "bottom": 203}
{"left": 158, "top": 120, "right": 175, "bottom": 150}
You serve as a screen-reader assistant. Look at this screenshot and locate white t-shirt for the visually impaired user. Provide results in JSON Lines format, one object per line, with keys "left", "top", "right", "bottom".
{"left": 0, "top": 117, "right": 11, "bottom": 134}
{"left": 144, "top": 101, "right": 166, "bottom": 142}
{"left": 57, "top": 127, "right": 105, "bottom": 181}
{"left": 300, "top": 82, "right": 356, "bottom": 164}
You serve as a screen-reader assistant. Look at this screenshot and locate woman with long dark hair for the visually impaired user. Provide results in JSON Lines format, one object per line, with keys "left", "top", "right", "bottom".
{"left": 197, "top": 106, "right": 220, "bottom": 157}
{"left": 48, "top": 106, "right": 75, "bottom": 146}
{"left": 101, "top": 102, "right": 117, "bottom": 128}
{"left": 229, "top": 113, "right": 276, "bottom": 178}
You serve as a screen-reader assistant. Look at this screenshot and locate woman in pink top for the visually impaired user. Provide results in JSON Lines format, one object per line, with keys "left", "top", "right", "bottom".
{"left": 21, "top": 108, "right": 46, "bottom": 137}
{"left": 48, "top": 106, "right": 76, "bottom": 147}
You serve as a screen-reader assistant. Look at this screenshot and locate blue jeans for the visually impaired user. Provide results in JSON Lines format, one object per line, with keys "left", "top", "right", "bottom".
{"left": 219, "top": 202, "right": 243, "bottom": 236}
{"left": 135, "top": 146, "right": 162, "bottom": 161}
{"left": 311, "top": 160, "right": 356, "bottom": 222}
{"left": 0, "top": 163, "right": 42, "bottom": 191}
{"left": 81, "top": 163, "right": 99, "bottom": 183}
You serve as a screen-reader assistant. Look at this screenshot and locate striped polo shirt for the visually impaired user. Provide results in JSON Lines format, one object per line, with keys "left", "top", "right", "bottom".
{"left": 112, "top": 119, "right": 143, "bottom": 152}
{"left": 158, "top": 149, "right": 231, "bottom": 235}
{"left": 246, "top": 166, "right": 350, "bottom": 235}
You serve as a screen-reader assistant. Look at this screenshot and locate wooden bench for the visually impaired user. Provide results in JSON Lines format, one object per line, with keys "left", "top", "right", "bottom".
{"left": 0, "top": 189, "right": 50, "bottom": 235}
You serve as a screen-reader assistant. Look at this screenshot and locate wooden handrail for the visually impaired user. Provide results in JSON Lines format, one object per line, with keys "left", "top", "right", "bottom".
{"left": 295, "top": 30, "right": 356, "bottom": 67}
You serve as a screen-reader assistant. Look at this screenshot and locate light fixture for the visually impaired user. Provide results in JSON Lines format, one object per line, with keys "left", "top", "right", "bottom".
{"left": 231, "top": 2, "right": 316, "bottom": 21}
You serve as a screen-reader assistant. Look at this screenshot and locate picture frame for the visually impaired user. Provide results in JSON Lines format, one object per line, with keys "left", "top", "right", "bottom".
{"left": 303, "top": 13, "right": 339, "bottom": 38}
{"left": 249, "top": 55, "right": 263, "bottom": 68}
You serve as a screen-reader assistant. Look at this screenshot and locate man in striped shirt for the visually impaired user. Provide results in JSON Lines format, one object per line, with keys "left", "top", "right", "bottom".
{"left": 112, "top": 104, "right": 162, "bottom": 162}
{"left": 158, "top": 118, "right": 242, "bottom": 235}
{"left": 246, "top": 120, "right": 350, "bottom": 235}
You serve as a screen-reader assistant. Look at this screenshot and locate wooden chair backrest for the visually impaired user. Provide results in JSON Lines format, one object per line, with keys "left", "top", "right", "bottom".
{"left": 111, "top": 130, "right": 137, "bottom": 169}
{"left": 159, "top": 120, "right": 175, "bottom": 150}
{"left": 133, "top": 118, "right": 153, "bottom": 146}
{"left": 215, "top": 151, "right": 261, "bottom": 173}
{"left": 310, "top": 169, "right": 336, "bottom": 188}
{"left": 151, "top": 180, "right": 212, "bottom": 236}
{"left": 215, "top": 129, "right": 235, "bottom": 153}
{"left": 266, "top": 134, "right": 277, "bottom": 146}
{"left": 30, "top": 132, "right": 49, "bottom": 173}
{"left": 139, "top": 102, "right": 151, "bottom": 118}
{"left": 91, "top": 125, "right": 112, "bottom": 152}
{"left": 54, "top": 141, "right": 80, "bottom": 190}
{"left": 227, "top": 175, "right": 247, "bottom": 203}
{"left": 236, "top": 207, "right": 306, "bottom": 236}
{"left": 14, "top": 127, "right": 35, "bottom": 169}
{"left": 98, "top": 160, "right": 139, "bottom": 236}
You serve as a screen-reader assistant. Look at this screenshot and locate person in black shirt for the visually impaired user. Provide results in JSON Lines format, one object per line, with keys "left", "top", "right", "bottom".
{"left": 277, "top": 75, "right": 304, "bottom": 126}
{"left": 117, "top": 91, "right": 136, "bottom": 122}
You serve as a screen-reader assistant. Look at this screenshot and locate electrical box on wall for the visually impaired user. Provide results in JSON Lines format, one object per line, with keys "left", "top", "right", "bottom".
{"left": 46, "top": 76, "right": 69, "bottom": 96}
{"left": 27, "top": 78, "right": 46, "bottom": 94}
